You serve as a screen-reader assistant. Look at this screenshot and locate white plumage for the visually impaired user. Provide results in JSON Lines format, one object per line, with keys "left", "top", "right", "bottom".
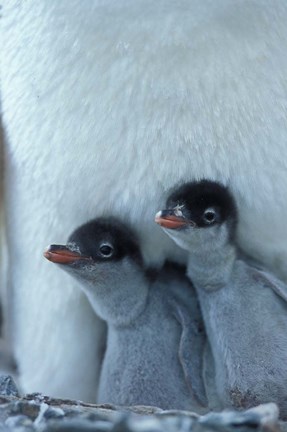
{"left": 1, "top": 0, "right": 287, "bottom": 400}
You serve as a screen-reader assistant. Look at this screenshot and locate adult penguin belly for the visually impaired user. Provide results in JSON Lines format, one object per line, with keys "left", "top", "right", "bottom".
{"left": 2, "top": 0, "right": 287, "bottom": 401}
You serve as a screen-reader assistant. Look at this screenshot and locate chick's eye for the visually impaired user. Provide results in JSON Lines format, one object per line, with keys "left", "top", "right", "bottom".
{"left": 203, "top": 208, "right": 217, "bottom": 224}
{"left": 99, "top": 244, "right": 114, "bottom": 257}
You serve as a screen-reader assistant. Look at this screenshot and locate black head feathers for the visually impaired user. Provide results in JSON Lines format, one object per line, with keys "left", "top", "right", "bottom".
{"left": 68, "top": 217, "right": 143, "bottom": 265}
{"left": 166, "top": 180, "right": 238, "bottom": 229}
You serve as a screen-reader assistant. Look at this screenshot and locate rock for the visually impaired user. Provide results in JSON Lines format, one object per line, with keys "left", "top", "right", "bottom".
{"left": 198, "top": 403, "right": 279, "bottom": 431}
{"left": 0, "top": 375, "right": 19, "bottom": 397}
{"left": 0, "top": 375, "right": 283, "bottom": 432}
{"left": 41, "top": 407, "right": 65, "bottom": 421}
{"left": 40, "top": 418, "right": 115, "bottom": 432}
{"left": 5, "top": 414, "right": 34, "bottom": 430}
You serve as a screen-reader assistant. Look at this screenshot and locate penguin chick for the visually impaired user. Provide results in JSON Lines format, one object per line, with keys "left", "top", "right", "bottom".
{"left": 155, "top": 180, "right": 287, "bottom": 418}
{"left": 44, "top": 217, "right": 207, "bottom": 411}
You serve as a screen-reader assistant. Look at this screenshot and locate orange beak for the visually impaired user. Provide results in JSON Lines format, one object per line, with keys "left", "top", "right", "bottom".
{"left": 43, "top": 245, "right": 90, "bottom": 264}
{"left": 155, "top": 210, "right": 190, "bottom": 229}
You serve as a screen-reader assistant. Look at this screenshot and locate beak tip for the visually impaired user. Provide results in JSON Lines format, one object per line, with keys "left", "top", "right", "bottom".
{"left": 154, "top": 210, "right": 163, "bottom": 224}
{"left": 43, "top": 247, "right": 52, "bottom": 260}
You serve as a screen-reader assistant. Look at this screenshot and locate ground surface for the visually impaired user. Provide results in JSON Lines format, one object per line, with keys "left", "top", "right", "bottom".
{"left": 0, "top": 375, "right": 285, "bottom": 432}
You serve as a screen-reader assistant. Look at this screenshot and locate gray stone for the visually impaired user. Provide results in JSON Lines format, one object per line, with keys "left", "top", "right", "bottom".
{"left": 5, "top": 414, "right": 33, "bottom": 426}
{"left": 0, "top": 426, "right": 10, "bottom": 432}
{"left": 39, "top": 419, "right": 111, "bottom": 432}
{"left": 4, "top": 416, "right": 35, "bottom": 432}
{"left": 0, "top": 375, "right": 19, "bottom": 397}
{"left": 199, "top": 402, "right": 279, "bottom": 430}
{"left": 42, "top": 407, "right": 65, "bottom": 421}
{"left": 0, "top": 390, "right": 283, "bottom": 432}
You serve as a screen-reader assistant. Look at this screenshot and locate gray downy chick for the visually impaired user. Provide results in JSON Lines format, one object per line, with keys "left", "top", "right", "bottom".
{"left": 44, "top": 217, "right": 207, "bottom": 411}
{"left": 155, "top": 180, "right": 287, "bottom": 418}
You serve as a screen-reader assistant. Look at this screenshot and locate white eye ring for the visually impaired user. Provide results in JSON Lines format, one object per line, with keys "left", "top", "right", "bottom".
{"left": 203, "top": 208, "right": 217, "bottom": 224}
{"left": 99, "top": 243, "right": 114, "bottom": 258}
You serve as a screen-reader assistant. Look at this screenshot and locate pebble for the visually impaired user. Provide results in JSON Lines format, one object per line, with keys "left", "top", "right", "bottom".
{"left": 0, "top": 375, "right": 19, "bottom": 398}
{"left": 0, "top": 375, "right": 283, "bottom": 432}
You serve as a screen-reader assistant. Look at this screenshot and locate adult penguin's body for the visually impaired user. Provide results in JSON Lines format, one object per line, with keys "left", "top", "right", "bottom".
{"left": 2, "top": 0, "right": 287, "bottom": 400}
